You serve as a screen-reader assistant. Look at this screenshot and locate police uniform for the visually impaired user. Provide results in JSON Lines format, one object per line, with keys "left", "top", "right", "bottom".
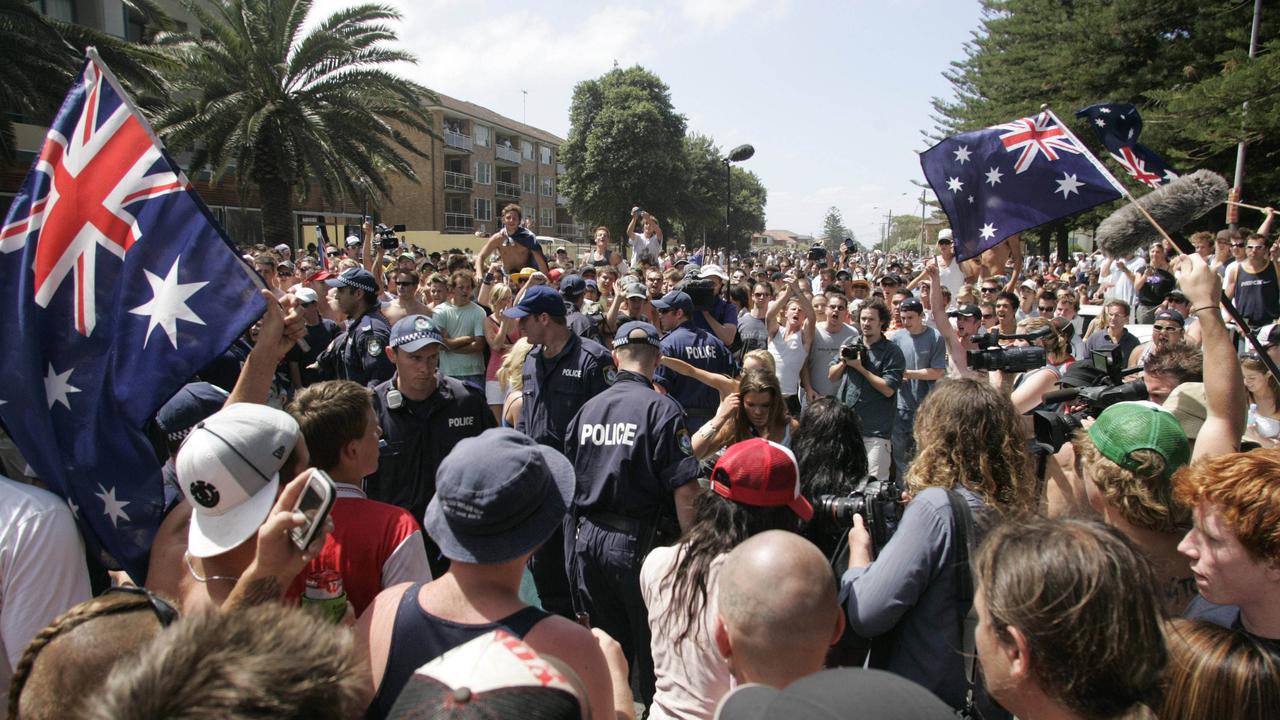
{"left": 653, "top": 321, "right": 735, "bottom": 431}
{"left": 518, "top": 332, "right": 616, "bottom": 453}
{"left": 566, "top": 356, "right": 698, "bottom": 704}
{"left": 335, "top": 306, "right": 395, "bottom": 386}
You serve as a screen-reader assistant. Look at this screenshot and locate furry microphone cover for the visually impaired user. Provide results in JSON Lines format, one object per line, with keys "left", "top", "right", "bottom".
{"left": 1094, "top": 169, "right": 1229, "bottom": 258}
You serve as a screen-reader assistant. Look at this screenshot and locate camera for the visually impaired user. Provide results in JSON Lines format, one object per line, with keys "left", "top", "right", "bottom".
{"left": 840, "top": 338, "right": 867, "bottom": 362}
{"left": 632, "top": 206, "right": 644, "bottom": 218}
{"left": 678, "top": 275, "right": 717, "bottom": 311}
{"left": 1030, "top": 348, "right": 1148, "bottom": 451}
{"left": 965, "top": 329, "right": 1048, "bottom": 373}
{"left": 812, "top": 479, "right": 902, "bottom": 552}
{"left": 376, "top": 223, "right": 406, "bottom": 251}
{"left": 807, "top": 244, "right": 828, "bottom": 263}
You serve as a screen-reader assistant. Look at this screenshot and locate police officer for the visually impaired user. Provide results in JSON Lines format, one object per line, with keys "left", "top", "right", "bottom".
{"left": 558, "top": 273, "right": 601, "bottom": 344}
{"left": 503, "top": 284, "right": 616, "bottom": 617}
{"left": 652, "top": 290, "right": 736, "bottom": 431}
{"left": 566, "top": 321, "right": 701, "bottom": 705}
{"left": 368, "top": 314, "right": 494, "bottom": 576}
{"left": 320, "top": 266, "right": 395, "bottom": 385}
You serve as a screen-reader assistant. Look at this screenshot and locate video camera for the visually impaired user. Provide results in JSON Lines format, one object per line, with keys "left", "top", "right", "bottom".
{"left": 376, "top": 223, "right": 406, "bottom": 251}
{"left": 1031, "top": 347, "right": 1148, "bottom": 451}
{"left": 807, "top": 243, "right": 828, "bottom": 266}
{"left": 839, "top": 338, "right": 868, "bottom": 364}
{"left": 811, "top": 479, "right": 902, "bottom": 553}
{"left": 677, "top": 274, "right": 718, "bottom": 312}
{"left": 965, "top": 328, "right": 1049, "bottom": 373}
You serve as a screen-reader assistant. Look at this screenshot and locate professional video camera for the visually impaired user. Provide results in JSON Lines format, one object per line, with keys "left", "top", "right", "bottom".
{"left": 376, "top": 223, "right": 406, "bottom": 251}
{"left": 1031, "top": 347, "right": 1148, "bottom": 451}
{"left": 807, "top": 243, "right": 828, "bottom": 265}
{"left": 965, "top": 328, "right": 1050, "bottom": 372}
{"left": 839, "top": 337, "right": 868, "bottom": 364}
{"left": 811, "top": 479, "right": 902, "bottom": 553}
{"left": 677, "top": 273, "right": 718, "bottom": 312}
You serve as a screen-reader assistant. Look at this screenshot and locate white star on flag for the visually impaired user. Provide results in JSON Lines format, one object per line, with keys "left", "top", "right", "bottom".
{"left": 985, "top": 167, "right": 1004, "bottom": 187}
{"left": 1100, "top": 107, "right": 1111, "bottom": 113}
{"left": 1055, "top": 173, "right": 1085, "bottom": 199}
{"left": 130, "top": 256, "right": 208, "bottom": 349}
{"left": 1094, "top": 118, "right": 1106, "bottom": 127}
{"left": 45, "top": 364, "right": 80, "bottom": 410}
{"left": 967, "top": 195, "right": 974, "bottom": 203}
{"left": 95, "top": 484, "right": 131, "bottom": 527}
{"left": 953, "top": 146, "right": 972, "bottom": 164}
{"left": 980, "top": 223, "right": 997, "bottom": 240}
{"left": 946, "top": 177, "right": 964, "bottom": 193}
{"left": 1163, "top": 169, "right": 1179, "bottom": 183}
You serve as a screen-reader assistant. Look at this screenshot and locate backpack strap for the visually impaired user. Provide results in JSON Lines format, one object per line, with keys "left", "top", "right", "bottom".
{"left": 947, "top": 489, "right": 979, "bottom": 719}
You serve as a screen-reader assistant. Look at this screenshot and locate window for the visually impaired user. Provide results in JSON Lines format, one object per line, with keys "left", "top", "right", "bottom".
{"left": 474, "top": 161, "right": 492, "bottom": 185}
{"left": 521, "top": 140, "right": 533, "bottom": 160}
{"left": 474, "top": 198, "right": 493, "bottom": 221}
{"left": 39, "top": 0, "right": 75, "bottom": 22}
{"left": 474, "top": 125, "right": 490, "bottom": 147}
{"left": 541, "top": 208, "right": 554, "bottom": 228}
{"left": 522, "top": 173, "right": 535, "bottom": 194}
{"left": 539, "top": 146, "right": 551, "bottom": 165}
{"left": 541, "top": 177, "right": 553, "bottom": 197}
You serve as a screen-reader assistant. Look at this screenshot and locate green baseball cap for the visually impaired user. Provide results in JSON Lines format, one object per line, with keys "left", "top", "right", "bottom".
{"left": 1088, "top": 402, "right": 1190, "bottom": 478}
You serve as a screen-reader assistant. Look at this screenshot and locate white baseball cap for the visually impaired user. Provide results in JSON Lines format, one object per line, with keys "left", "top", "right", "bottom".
{"left": 177, "top": 403, "right": 300, "bottom": 558}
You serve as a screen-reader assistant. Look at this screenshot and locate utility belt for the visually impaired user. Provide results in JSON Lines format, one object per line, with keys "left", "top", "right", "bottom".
{"left": 581, "top": 508, "right": 681, "bottom": 557}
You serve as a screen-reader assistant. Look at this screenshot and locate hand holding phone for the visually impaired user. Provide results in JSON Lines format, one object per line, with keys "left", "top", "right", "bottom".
{"left": 290, "top": 469, "right": 336, "bottom": 551}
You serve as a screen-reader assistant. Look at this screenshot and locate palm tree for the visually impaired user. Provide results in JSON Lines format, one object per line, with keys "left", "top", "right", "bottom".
{"left": 152, "top": 0, "right": 434, "bottom": 246}
{"left": 0, "top": 0, "right": 168, "bottom": 160}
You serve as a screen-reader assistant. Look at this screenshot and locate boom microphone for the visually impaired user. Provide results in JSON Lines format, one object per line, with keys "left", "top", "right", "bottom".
{"left": 1094, "top": 169, "right": 1229, "bottom": 258}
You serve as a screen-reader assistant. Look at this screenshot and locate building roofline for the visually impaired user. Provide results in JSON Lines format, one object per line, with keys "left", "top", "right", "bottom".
{"left": 425, "top": 90, "right": 565, "bottom": 147}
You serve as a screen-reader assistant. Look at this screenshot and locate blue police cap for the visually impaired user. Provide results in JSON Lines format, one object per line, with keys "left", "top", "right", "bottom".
{"left": 559, "top": 274, "right": 586, "bottom": 298}
{"left": 503, "top": 285, "right": 567, "bottom": 319}
{"left": 156, "top": 382, "right": 229, "bottom": 444}
{"left": 612, "top": 321, "right": 661, "bottom": 349}
{"left": 651, "top": 290, "right": 693, "bottom": 314}
{"left": 324, "top": 266, "right": 378, "bottom": 293}
{"left": 390, "top": 315, "right": 445, "bottom": 352}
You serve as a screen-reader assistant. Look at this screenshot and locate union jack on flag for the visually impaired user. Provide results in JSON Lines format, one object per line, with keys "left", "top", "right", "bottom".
{"left": 0, "top": 50, "right": 266, "bottom": 581}
{"left": 1076, "top": 103, "right": 1178, "bottom": 190}
{"left": 920, "top": 109, "right": 1125, "bottom": 261}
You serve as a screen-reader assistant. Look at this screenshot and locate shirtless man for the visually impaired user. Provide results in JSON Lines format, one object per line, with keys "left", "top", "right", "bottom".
{"left": 473, "top": 204, "right": 550, "bottom": 278}
{"left": 959, "top": 233, "right": 1023, "bottom": 286}
{"left": 383, "top": 269, "right": 433, "bottom": 325}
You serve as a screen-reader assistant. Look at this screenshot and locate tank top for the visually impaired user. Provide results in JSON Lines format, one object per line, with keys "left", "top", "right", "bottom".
{"left": 768, "top": 326, "right": 807, "bottom": 396}
{"left": 367, "top": 583, "right": 550, "bottom": 719}
{"left": 1234, "top": 262, "right": 1280, "bottom": 326}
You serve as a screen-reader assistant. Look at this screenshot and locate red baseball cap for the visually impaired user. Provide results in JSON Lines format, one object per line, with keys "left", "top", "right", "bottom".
{"left": 306, "top": 269, "right": 333, "bottom": 283}
{"left": 710, "top": 439, "right": 813, "bottom": 520}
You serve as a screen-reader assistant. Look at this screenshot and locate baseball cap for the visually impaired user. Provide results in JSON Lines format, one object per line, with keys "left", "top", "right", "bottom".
{"left": 1154, "top": 308, "right": 1185, "bottom": 326}
{"left": 155, "top": 382, "right": 229, "bottom": 446}
{"left": 584, "top": 279, "right": 598, "bottom": 291}
{"left": 700, "top": 264, "right": 729, "bottom": 281}
{"left": 1020, "top": 279, "right": 1039, "bottom": 291}
{"left": 307, "top": 269, "right": 334, "bottom": 283}
{"left": 293, "top": 287, "right": 319, "bottom": 304}
{"left": 387, "top": 629, "right": 584, "bottom": 720}
{"left": 503, "top": 285, "right": 567, "bottom": 319}
{"left": 878, "top": 274, "right": 901, "bottom": 285}
{"left": 710, "top": 439, "right": 813, "bottom": 521}
{"left": 391, "top": 315, "right": 446, "bottom": 353}
{"left": 612, "top": 321, "right": 661, "bottom": 349}
{"left": 345, "top": 234, "right": 361, "bottom": 247}
{"left": 898, "top": 297, "right": 924, "bottom": 314}
{"left": 651, "top": 290, "right": 694, "bottom": 314}
{"left": 948, "top": 303, "right": 981, "bottom": 319}
{"left": 1257, "top": 323, "right": 1280, "bottom": 349}
{"left": 849, "top": 276, "right": 871, "bottom": 289}
{"left": 324, "top": 266, "right": 378, "bottom": 293}
{"left": 273, "top": 243, "right": 290, "bottom": 254}
{"left": 177, "top": 404, "right": 300, "bottom": 558}
{"left": 937, "top": 228, "right": 953, "bottom": 242}
{"left": 425, "top": 428, "right": 573, "bottom": 564}
{"left": 1088, "top": 401, "right": 1190, "bottom": 479}
{"left": 548, "top": 268, "right": 563, "bottom": 282}
{"left": 623, "top": 283, "right": 648, "bottom": 300}
{"left": 715, "top": 668, "right": 953, "bottom": 720}
{"left": 558, "top": 274, "right": 586, "bottom": 298}
{"left": 835, "top": 269, "right": 851, "bottom": 280}
{"left": 1162, "top": 382, "right": 1207, "bottom": 440}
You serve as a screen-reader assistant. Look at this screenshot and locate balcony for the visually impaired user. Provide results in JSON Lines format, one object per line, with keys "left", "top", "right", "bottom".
{"left": 556, "top": 194, "right": 567, "bottom": 207}
{"left": 495, "top": 181, "right": 520, "bottom": 200}
{"left": 556, "top": 223, "right": 576, "bottom": 238}
{"left": 444, "top": 212, "right": 474, "bottom": 232}
{"left": 443, "top": 129, "right": 473, "bottom": 152}
{"left": 495, "top": 144, "right": 520, "bottom": 164}
{"left": 443, "top": 171, "right": 473, "bottom": 192}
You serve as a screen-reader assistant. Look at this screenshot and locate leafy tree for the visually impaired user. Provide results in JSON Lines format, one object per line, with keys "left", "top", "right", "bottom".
{"left": 0, "top": 0, "right": 168, "bottom": 160}
{"left": 674, "top": 132, "right": 767, "bottom": 252}
{"left": 151, "top": 0, "right": 433, "bottom": 246}
{"left": 886, "top": 214, "right": 925, "bottom": 254}
{"left": 559, "top": 65, "right": 688, "bottom": 244}
{"left": 821, "top": 206, "right": 854, "bottom": 251}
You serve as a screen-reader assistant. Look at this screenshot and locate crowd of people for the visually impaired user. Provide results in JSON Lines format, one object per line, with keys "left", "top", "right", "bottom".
{"left": 4, "top": 199, "right": 1280, "bottom": 720}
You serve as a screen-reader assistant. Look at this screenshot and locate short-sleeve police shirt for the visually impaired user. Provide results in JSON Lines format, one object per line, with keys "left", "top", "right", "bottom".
{"left": 518, "top": 332, "right": 616, "bottom": 453}
{"left": 565, "top": 371, "right": 699, "bottom": 520}
{"left": 339, "top": 307, "right": 395, "bottom": 386}
{"left": 653, "top": 322, "right": 735, "bottom": 418}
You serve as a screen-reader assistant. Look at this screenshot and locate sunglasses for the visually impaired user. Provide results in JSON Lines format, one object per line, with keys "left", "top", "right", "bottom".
{"left": 101, "top": 586, "right": 179, "bottom": 627}
{"left": 1231, "top": 242, "right": 1245, "bottom": 248}
{"left": 981, "top": 287, "right": 998, "bottom": 293}
{"left": 937, "top": 239, "right": 953, "bottom": 246}
{"left": 328, "top": 251, "right": 340, "bottom": 256}
{"left": 981, "top": 313, "right": 995, "bottom": 319}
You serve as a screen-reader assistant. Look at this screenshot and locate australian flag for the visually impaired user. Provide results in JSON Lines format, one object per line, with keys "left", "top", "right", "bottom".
{"left": 920, "top": 110, "right": 1126, "bottom": 261}
{"left": 1076, "top": 102, "right": 1178, "bottom": 190}
{"left": 0, "top": 50, "right": 266, "bottom": 581}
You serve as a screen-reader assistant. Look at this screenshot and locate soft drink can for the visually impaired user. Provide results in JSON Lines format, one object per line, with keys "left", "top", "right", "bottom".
{"left": 301, "top": 569, "right": 347, "bottom": 623}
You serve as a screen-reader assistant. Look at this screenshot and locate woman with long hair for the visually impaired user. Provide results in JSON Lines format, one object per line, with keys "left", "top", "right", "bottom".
{"left": 1242, "top": 354, "right": 1280, "bottom": 447}
{"left": 841, "top": 377, "right": 1031, "bottom": 717}
{"left": 495, "top": 338, "right": 534, "bottom": 427}
{"left": 640, "top": 439, "right": 811, "bottom": 720}
{"left": 692, "top": 368, "right": 798, "bottom": 459}
{"left": 483, "top": 283, "right": 519, "bottom": 422}
{"left": 791, "top": 398, "right": 869, "bottom": 558}
{"left": 1161, "top": 619, "right": 1280, "bottom": 720}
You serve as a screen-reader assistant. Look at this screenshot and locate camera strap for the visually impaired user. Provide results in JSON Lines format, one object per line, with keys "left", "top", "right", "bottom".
{"left": 946, "top": 490, "right": 979, "bottom": 720}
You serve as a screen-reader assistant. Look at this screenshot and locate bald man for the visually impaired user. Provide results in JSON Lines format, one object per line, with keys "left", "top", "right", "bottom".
{"left": 714, "top": 530, "right": 845, "bottom": 688}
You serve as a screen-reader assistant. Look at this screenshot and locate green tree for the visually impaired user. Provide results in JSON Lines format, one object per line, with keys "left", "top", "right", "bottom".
{"left": 559, "top": 65, "right": 688, "bottom": 244}
{"left": 151, "top": 0, "right": 433, "bottom": 246}
{"left": 0, "top": 0, "right": 168, "bottom": 160}
{"left": 886, "top": 214, "right": 924, "bottom": 253}
{"left": 674, "top": 132, "right": 767, "bottom": 251}
{"left": 821, "top": 206, "right": 853, "bottom": 251}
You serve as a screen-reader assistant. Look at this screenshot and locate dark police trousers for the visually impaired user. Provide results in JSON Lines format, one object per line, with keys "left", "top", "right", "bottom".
{"left": 571, "top": 515, "right": 656, "bottom": 705}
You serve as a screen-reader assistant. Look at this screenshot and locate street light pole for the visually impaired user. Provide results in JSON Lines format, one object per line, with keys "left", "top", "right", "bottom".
{"left": 724, "top": 144, "right": 755, "bottom": 253}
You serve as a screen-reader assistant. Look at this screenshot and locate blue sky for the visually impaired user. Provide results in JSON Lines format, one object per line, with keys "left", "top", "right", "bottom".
{"left": 310, "top": 0, "right": 987, "bottom": 242}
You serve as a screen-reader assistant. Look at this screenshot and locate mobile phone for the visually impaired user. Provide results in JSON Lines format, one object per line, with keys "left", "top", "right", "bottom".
{"left": 289, "top": 469, "right": 336, "bottom": 551}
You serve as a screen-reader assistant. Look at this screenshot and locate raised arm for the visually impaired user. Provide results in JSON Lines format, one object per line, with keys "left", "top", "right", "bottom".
{"left": 658, "top": 355, "right": 738, "bottom": 397}
{"left": 766, "top": 282, "right": 794, "bottom": 337}
{"left": 1182, "top": 253, "right": 1246, "bottom": 459}
{"left": 473, "top": 233, "right": 504, "bottom": 278}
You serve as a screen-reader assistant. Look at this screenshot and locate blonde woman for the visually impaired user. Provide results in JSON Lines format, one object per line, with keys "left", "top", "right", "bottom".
{"left": 496, "top": 338, "right": 534, "bottom": 427}
{"left": 484, "top": 284, "right": 519, "bottom": 422}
